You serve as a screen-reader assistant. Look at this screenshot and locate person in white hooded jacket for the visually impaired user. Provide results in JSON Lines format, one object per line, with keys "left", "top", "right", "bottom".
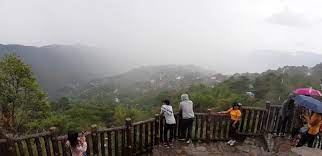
{"left": 178, "top": 94, "right": 194, "bottom": 144}
{"left": 160, "top": 99, "right": 176, "bottom": 147}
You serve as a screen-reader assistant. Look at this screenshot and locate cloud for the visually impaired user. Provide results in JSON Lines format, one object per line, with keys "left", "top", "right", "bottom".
{"left": 267, "top": 8, "right": 313, "bottom": 28}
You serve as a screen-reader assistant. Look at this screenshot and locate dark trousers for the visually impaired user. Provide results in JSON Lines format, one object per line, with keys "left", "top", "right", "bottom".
{"left": 164, "top": 123, "right": 175, "bottom": 144}
{"left": 277, "top": 117, "right": 288, "bottom": 134}
{"left": 296, "top": 132, "right": 317, "bottom": 148}
{"left": 229, "top": 120, "right": 239, "bottom": 140}
{"left": 291, "top": 127, "right": 301, "bottom": 138}
{"left": 180, "top": 118, "right": 193, "bottom": 140}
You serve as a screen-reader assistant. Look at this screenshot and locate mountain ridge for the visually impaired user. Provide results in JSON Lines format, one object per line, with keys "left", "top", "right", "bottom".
{"left": 1, "top": 44, "right": 322, "bottom": 99}
{"left": 0, "top": 44, "right": 118, "bottom": 98}
{"left": 60, "top": 64, "right": 225, "bottom": 99}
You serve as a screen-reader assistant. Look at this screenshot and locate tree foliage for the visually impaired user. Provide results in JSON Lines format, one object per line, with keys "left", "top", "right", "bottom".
{"left": 0, "top": 54, "right": 50, "bottom": 133}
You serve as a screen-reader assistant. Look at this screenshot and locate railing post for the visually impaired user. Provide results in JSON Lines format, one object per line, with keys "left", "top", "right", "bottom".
{"left": 154, "top": 114, "right": 159, "bottom": 146}
{"left": 49, "top": 127, "right": 59, "bottom": 156}
{"left": 265, "top": 101, "right": 271, "bottom": 110}
{"left": 206, "top": 109, "right": 211, "bottom": 142}
{"left": 1, "top": 133, "right": 16, "bottom": 156}
{"left": 264, "top": 101, "right": 271, "bottom": 132}
{"left": 91, "top": 124, "right": 99, "bottom": 156}
{"left": 125, "top": 118, "right": 133, "bottom": 156}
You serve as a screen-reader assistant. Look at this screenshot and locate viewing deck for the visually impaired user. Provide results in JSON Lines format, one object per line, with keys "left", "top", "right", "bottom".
{"left": 152, "top": 138, "right": 267, "bottom": 156}
{"left": 1, "top": 102, "right": 322, "bottom": 156}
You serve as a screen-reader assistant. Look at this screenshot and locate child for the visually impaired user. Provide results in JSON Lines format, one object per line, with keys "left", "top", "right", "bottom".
{"left": 66, "top": 131, "right": 88, "bottom": 156}
{"left": 160, "top": 99, "right": 176, "bottom": 148}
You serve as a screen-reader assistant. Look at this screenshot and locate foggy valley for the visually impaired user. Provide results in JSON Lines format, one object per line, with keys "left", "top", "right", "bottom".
{"left": 1, "top": 1, "right": 322, "bottom": 155}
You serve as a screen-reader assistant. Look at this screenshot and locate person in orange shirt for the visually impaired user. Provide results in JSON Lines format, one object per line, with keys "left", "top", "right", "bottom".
{"left": 296, "top": 111, "right": 322, "bottom": 148}
{"left": 218, "top": 102, "right": 242, "bottom": 146}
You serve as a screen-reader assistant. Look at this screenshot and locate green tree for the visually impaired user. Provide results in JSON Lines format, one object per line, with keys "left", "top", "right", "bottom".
{"left": 0, "top": 54, "right": 50, "bottom": 133}
{"left": 112, "top": 105, "right": 128, "bottom": 126}
{"left": 62, "top": 103, "right": 114, "bottom": 132}
{"left": 51, "top": 97, "right": 70, "bottom": 112}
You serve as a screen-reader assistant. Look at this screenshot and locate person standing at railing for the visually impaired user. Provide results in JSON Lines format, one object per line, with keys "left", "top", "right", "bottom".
{"left": 218, "top": 102, "right": 242, "bottom": 146}
{"left": 178, "top": 94, "right": 195, "bottom": 144}
{"left": 160, "top": 99, "right": 176, "bottom": 148}
{"left": 66, "top": 131, "right": 88, "bottom": 156}
{"left": 296, "top": 111, "right": 322, "bottom": 148}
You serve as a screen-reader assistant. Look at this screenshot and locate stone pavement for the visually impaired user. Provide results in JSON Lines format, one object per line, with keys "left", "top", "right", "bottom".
{"left": 291, "top": 147, "right": 322, "bottom": 156}
{"left": 150, "top": 137, "right": 302, "bottom": 156}
{"left": 152, "top": 141, "right": 248, "bottom": 156}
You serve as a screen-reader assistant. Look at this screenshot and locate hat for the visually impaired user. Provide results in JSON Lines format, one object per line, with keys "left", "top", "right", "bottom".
{"left": 233, "top": 102, "right": 242, "bottom": 107}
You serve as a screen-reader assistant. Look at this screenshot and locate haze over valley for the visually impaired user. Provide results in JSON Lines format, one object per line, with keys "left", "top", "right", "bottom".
{"left": 1, "top": 44, "right": 322, "bottom": 98}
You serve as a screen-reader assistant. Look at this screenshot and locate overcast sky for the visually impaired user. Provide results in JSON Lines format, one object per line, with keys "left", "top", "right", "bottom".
{"left": 1, "top": 0, "right": 322, "bottom": 73}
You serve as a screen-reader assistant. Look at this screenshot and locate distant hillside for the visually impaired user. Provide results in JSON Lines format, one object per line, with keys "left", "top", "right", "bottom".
{"left": 60, "top": 63, "right": 322, "bottom": 116}
{"left": 245, "top": 50, "right": 322, "bottom": 72}
{"left": 249, "top": 64, "right": 322, "bottom": 103}
{"left": 63, "top": 64, "right": 227, "bottom": 100}
{"left": 0, "top": 44, "right": 118, "bottom": 98}
{"left": 1, "top": 44, "right": 322, "bottom": 99}
{"left": 214, "top": 50, "right": 322, "bottom": 73}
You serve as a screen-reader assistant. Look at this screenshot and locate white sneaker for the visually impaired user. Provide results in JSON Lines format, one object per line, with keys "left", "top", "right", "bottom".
{"left": 227, "top": 140, "right": 233, "bottom": 144}
{"left": 229, "top": 140, "right": 236, "bottom": 146}
{"left": 186, "top": 140, "right": 191, "bottom": 144}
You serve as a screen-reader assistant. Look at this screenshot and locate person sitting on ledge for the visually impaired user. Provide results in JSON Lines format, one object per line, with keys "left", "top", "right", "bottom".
{"left": 218, "top": 102, "right": 242, "bottom": 146}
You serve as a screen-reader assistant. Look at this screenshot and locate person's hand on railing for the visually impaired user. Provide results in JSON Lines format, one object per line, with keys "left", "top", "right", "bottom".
{"left": 80, "top": 131, "right": 90, "bottom": 137}
{"left": 212, "top": 111, "right": 225, "bottom": 116}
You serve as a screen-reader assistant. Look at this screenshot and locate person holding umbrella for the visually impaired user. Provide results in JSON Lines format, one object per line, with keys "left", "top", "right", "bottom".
{"left": 296, "top": 111, "right": 322, "bottom": 147}
{"left": 292, "top": 95, "right": 322, "bottom": 147}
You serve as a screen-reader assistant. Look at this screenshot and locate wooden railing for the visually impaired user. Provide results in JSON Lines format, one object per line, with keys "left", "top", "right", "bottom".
{"left": 239, "top": 106, "right": 267, "bottom": 136}
{"left": 1, "top": 102, "right": 322, "bottom": 156}
{"left": 265, "top": 104, "right": 284, "bottom": 133}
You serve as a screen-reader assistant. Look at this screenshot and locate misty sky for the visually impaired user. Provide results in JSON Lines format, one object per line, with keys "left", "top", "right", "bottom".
{"left": 1, "top": 0, "right": 322, "bottom": 73}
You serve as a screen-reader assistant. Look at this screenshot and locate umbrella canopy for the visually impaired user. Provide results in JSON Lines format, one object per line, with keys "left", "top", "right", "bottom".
{"left": 292, "top": 95, "right": 322, "bottom": 113}
{"left": 293, "top": 88, "right": 322, "bottom": 97}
